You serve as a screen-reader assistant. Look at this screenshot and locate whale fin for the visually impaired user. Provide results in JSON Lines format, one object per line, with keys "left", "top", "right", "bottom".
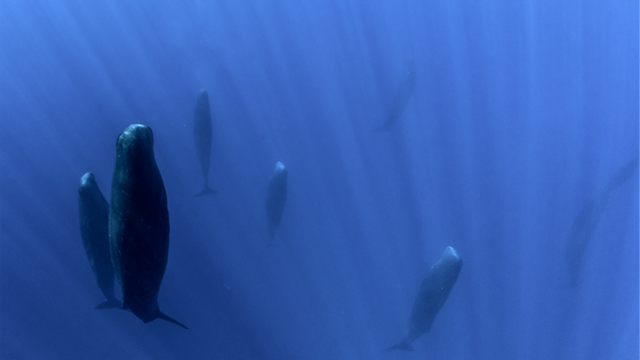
{"left": 384, "top": 340, "right": 415, "bottom": 352}
{"left": 95, "top": 299, "right": 122, "bottom": 309}
{"left": 157, "top": 311, "right": 189, "bottom": 329}
{"left": 194, "top": 187, "right": 217, "bottom": 197}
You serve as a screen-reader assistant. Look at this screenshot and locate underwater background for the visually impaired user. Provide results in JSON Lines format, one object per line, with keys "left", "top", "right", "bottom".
{"left": 1, "top": 1, "right": 638, "bottom": 359}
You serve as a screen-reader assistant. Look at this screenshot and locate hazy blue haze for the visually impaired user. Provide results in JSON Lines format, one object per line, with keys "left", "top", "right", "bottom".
{"left": 0, "top": 1, "right": 638, "bottom": 359}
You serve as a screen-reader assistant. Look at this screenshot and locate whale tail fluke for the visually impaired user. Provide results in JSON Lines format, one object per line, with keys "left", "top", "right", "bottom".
{"left": 95, "top": 299, "right": 122, "bottom": 309}
{"left": 384, "top": 340, "right": 414, "bottom": 352}
{"left": 194, "top": 187, "right": 217, "bottom": 197}
{"left": 157, "top": 311, "right": 189, "bottom": 329}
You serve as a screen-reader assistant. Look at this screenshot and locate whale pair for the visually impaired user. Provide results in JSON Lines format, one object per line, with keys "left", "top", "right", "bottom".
{"left": 192, "top": 89, "right": 288, "bottom": 244}
{"left": 79, "top": 124, "right": 187, "bottom": 329}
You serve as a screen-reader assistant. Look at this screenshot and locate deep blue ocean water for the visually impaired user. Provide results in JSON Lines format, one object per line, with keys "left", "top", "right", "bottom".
{"left": 0, "top": 1, "right": 638, "bottom": 359}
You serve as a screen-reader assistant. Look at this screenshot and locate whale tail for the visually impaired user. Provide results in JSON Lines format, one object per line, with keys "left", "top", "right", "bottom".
{"left": 384, "top": 339, "right": 414, "bottom": 352}
{"left": 95, "top": 299, "right": 122, "bottom": 309}
{"left": 157, "top": 311, "right": 189, "bottom": 329}
{"left": 194, "top": 186, "right": 217, "bottom": 197}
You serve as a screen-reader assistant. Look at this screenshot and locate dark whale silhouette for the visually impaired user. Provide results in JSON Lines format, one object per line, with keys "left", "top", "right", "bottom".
{"left": 265, "top": 161, "right": 287, "bottom": 245}
{"left": 109, "top": 124, "right": 188, "bottom": 329}
{"left": 78, "top": 172, "right": 121, "bottom": 309}
{"left": 193, "top": 89, "right": 216, "bottom": 197}
{"left": 374, "top": 58, "right": 416, "bottom": 131}
{"left": 565, "top": 156, "right": 638, "bottom": 287}
{"left": 386, "top": 246, "right": 462, "bottom": 351}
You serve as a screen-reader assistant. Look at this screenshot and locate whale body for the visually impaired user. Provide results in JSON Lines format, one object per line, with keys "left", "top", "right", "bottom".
{"left": 78, "top": 172, "right": 121, "bottom": 309}
{"left": 565, "top": 157, "right": 638, "bottom": 286}
{"left": 193, "top": 89, "right": 216, "bottom": 196}
{"left": 386, "top": 246, "right": 462, "bottom": 351}
{"left": 109, "top": 124, "right": 187, "bottom": 329}
{"left": 265, "top": 161, "right": 288, "bottom": 245}
{"left": 374, "top": 58, "right": 416, "bottom": 131}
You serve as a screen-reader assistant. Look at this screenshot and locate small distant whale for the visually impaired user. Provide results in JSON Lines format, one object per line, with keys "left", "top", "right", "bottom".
{"left": 109, "top": 124, "right": 188, "bottom": 329}
{"left": 374, "top": 58, "right": 416, "bottom": 131}
{"left": 565, "top": 156, "right": 638, "bottom": 287}
{"left": 78, "top": 172, "right": 121, "bottom": 309}
{"left": 193, "top": 89, "right": 216, "bottom": 197}
{"left": 386, "top": 246, "right": 462, "bottom": 351}
{"left": 265, "top": 161, "right": 288, "bottom": 245}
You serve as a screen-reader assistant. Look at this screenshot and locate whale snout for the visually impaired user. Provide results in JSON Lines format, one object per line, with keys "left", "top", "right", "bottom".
{"left": 118, "top": 124, "right": 153, "bottom": 144}
{"left": 444, "top": 246, "right": 460, "bottom": 259}
{"left": 79, "top": 172, "right": 96, "bottom": 187}
{"left": 116, "top": 124, "right": 154, "bottom": 155}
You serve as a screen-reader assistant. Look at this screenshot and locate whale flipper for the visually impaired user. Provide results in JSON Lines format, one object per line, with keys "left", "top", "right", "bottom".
{"left": 95, "top": 299, "right": 122, "bottom": 309}
{"left": 109, "top": 124, "right": 187, "bottom": 329}
{"left": 194, "top": 186, "right": 217, "bottom": 197}
{"left": 157, "top": 311, "right": 189, "bottom": 329}
{"left": 383, "top": 341, "right": 414, "bottom": 352}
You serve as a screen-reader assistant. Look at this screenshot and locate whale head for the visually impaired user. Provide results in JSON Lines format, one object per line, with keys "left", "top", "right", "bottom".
{"left": 116, "top": 124, "right": 154, "bottom": 153}
{"left": 79, "top": 172, "right": 96, "bottom": 187}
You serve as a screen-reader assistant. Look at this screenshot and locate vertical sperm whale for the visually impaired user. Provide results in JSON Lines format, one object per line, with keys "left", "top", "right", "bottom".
{"left": 193, "top": 89, "right": 217, "bottom": 196}
{"left": 78, "top": 172, "right": 121, "bottom": 309}
{"left": 386, "top": 246, "right": 462, "bottom": 351}
{"left": 109, "top": 124, "right": 188, "bottom": 329}
{"left": 374, "top": 58, "right": 416, "bottom": 131}
{"left": 265, "top": 161, "right": 288, "bottom": 245}
{"left": 565, "top": 157, "right": 638, "bottom": 287}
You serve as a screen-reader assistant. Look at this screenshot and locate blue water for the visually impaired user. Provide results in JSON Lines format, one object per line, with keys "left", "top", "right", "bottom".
{"left": 1, "top": 1, "right": 638, "bottom": 359}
